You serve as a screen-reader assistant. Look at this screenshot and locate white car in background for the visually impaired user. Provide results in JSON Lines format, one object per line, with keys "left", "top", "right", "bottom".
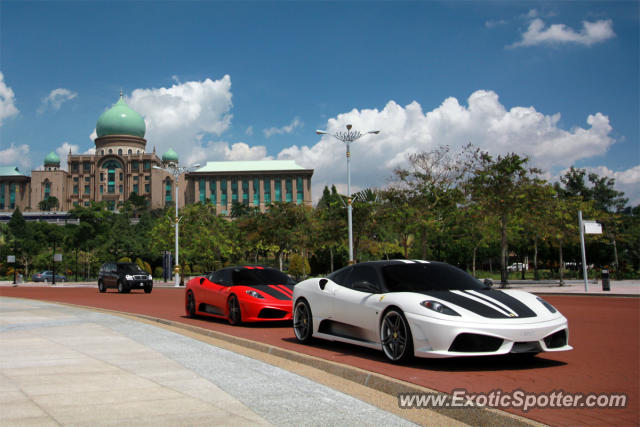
{"left": 293, "top": 260, "right": 572, "bottom": 363}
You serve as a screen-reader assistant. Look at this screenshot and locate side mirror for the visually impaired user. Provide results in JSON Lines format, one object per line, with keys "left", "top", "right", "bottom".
{"left": 483, "top": 278, "right": 494, "bottom": 288}
{"left": 319, "top": 278, "right": 328, "bottom": 290}
{"left": 353, "top": 281, "right": 379, "bottom": 293}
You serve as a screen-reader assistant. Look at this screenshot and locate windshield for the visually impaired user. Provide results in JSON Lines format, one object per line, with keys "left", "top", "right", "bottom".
{"left": 382, "top": 263, "right": 488, "bottom": 292}
{"left": 119, "top": 263, "right": 145, "bottom": 274}
{"left": 233, "top": 268, "right": 296, "bottom": 286}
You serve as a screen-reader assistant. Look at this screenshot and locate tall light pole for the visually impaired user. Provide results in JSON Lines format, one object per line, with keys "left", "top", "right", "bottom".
{"left": 316, "top": 124, "right": 380, "bottom": 264}
{"left": 154, "top": 162, "right": 199, "bottom": 286}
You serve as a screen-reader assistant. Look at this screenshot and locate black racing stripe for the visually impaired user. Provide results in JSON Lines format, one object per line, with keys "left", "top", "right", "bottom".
{"left": 246, "top": 285, "right": 291, "bottom": 301}
{"left": 275, "top": 285, "right": 293, "bottom": 297}
{"left": 422, "top": 291, "right": 509, "bottom": 318}
{"left": 475, "top": 290, "right": 537, "bottom": 318}
{"left": 461, "top": 290, "right": 512, "bottom": 315}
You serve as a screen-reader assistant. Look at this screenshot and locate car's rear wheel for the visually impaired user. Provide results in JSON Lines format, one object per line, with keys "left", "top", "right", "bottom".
{"left": 186, "top": 291, "right": 196, "bottom": 317}
{"left": 98, "top": 280, "right": 106, "bottom": 293}
{"left": 380, "top": 308, "right": 414, "bottom": 363}
{"left": 293, "top": 299, "right": 313, "bottom": 343}
{"left": 228, "top": 295, "right": 242, "bottom": 325}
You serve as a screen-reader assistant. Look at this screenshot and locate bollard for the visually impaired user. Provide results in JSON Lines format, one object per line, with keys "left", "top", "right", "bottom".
{"left": 601, "top": 269, "right": 610, "bottom": 291}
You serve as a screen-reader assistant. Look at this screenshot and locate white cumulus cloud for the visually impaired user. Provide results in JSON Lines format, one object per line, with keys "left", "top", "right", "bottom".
{"left": 38, "top": 88, "right": 78, "bottom": 113}
{"left": 276, "top": 90, "right": 616, "bottom": 203}
{"left": 0, "top": 72, "right": 19, "bottom": 126}
{"left": 127, "top": 76, "right": 233, "bottom": 157}
{"left": 0, "top": 143, "right": 30, "bottom": 169}
{"left": 511, "top": 17, "right": 615, "bottom": 47}
{"left": 263, "top": 117, "right": 303, "bottom": 138}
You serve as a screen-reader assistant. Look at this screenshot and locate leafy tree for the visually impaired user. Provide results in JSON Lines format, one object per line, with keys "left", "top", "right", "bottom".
{"left": 38, "top": 196, "right": 59, "bottom": 211}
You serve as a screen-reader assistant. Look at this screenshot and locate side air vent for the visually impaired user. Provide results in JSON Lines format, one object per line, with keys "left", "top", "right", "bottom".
{"left": 258, "top": 308, "right": 288, "bottom": 319}
{"left": 544, "top": 329, "right": 567, "bottom": 348}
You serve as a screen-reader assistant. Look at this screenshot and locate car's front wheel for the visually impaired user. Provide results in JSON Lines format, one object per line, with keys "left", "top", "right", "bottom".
{"left": 186, "top": 291, "right": 196, "bottom": 317}
{"left": 98, "top": 280, "right": 106, "bottom": 293}
{"left": 117, "top": 280, "right": 129, "bottom": 294}
{"left": 380, "top": 308, "right": 414, "bottom": 363}
{"left": 293, "top": 299, "right": 313, "bottom": 343}
{"left": 144, "top": 284, "right": 152, "bottom": 294}
{"left": 227, "top": 295, "right": 242, "bottom": 325}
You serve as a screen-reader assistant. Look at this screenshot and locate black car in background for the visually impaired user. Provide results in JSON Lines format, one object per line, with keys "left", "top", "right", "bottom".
{"left": 98, "top": 262, "right": 153, "bottom": 293}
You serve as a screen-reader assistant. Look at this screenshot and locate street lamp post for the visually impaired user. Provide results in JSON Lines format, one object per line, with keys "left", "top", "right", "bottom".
{"left": 316, "top": 124, "right": 379, "bottom": 264}
{"left": 154, "top": 162, "right": 200, "bottom": 287}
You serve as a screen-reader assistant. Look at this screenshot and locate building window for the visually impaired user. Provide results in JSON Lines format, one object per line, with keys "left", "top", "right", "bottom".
{"left": 101, "top": 150, "right": 105, "bottom": 155}
{"left": 133, "top": 176, "right": 139, "bottom": 182}
{"left": 108, "top": 149, "right": 113, "bottom": 154}
{"left": 102, "top": 159, "right": 121, "bottom": 193}
{"left": 100, "top": 185, "right": 103, "bottom": 194}
{"left": 144, "top": 160, "right": 150, "bottom": 170}
{"left": 73, "top": 185, "right": 79, "bottom": 195}
{"left": 119, "top": 184, "right": 123, "bottom": 193}
{"left": 84, "top": 201, "right": 90, "bottom": 207}
{"left": 264, "top": 178, "right": 271, "bottom": 204}
{"left": 118, "top": 149, "right": 123, "bottom": 155}
{"left": 44, "top": 181, "right": 51, "bottom": 200}
{"left": 242, "top": 180, "right": 249, "bottom": 206}
{"left": 83, "top": 162, "right": 91, "bottom": 172}
{"left": 128, "top": 149, "right": 132, "bottom": 155}
{"left": 199, "top": 178, "right": 206, "bottom": 203}
{"left": 165, "top": 179, "right": 172, "bottom": 202}
{"left": 133, "top": 184, "right": 138, "bottom": 194}
{"left": 100, "top": 173, "right": 104, "bottom": 181}
{"left": 231, "top": 179, "right": 238, "bottom": 204}
{"left": 275, "top": 179, "right": 281, "bottom": 201}
{"left": 297, "top": 177, "right": 304, "bottom": 204}
{"left": 84, "top": 185, "right": 90, "bottom": 195}
{"left": 220, "top": 179, "right": 227, "bottom": 207}
{"left": 209, "top": 179, "right": 217, "bottom": 204}
{"left": 73, "top": 201, "right": 79, "bottom": 207}
{"left": 253, "top": 179, "right": 259, "bottom": 206}
{"left": 71, "top": 162, "right": 78, "bottom": 172}
{"left": 144, "top": 175, "right": 150, "bottom": 181}
{"left": 144, "top": 183, "right": 150, "bottom": 193}
{"left": 132, "top": 161, "right": 139, "bottom": 171}
{"left": 0, "top": 183, "right": 5, "bottom": 209}
{"left": 119, "top": 172, "right": 123, "bottom": 181}
{"left": 286, "top": 178, "right": 292, "bottom": 202}
{"left": 9, "top": 183, "right": 16, "bottom": 209}
{"left": 85, "top": 176, "right": 90, "bottom": 182}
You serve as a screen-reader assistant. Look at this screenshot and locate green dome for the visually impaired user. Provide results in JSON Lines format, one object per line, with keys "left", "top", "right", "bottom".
{"left": 162, "top": 148, "right": 179, "bottom": 163}
{"left": 96, "top": 93, "right": 146, "bottom": 138}
{"left": 44, "top": 151, "right": 60, "bottom": 166}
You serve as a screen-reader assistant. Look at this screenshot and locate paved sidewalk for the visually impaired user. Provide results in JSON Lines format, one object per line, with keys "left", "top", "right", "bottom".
{"left": 0, "top": 297, "right": 417, "bottom": 427}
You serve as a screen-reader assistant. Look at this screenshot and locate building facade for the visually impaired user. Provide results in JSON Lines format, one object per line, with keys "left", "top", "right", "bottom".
{"left": 0, "top": 93, "right": 313, "bottom": 215}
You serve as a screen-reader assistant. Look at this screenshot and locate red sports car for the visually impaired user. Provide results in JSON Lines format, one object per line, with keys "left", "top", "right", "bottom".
{"left": 185, "top": 265, "right": 296, "bottom": 324}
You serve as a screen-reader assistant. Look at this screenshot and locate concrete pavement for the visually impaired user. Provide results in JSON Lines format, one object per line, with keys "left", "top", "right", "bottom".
{"left": 0, "top": 297, "right": 430, "bottom": 427}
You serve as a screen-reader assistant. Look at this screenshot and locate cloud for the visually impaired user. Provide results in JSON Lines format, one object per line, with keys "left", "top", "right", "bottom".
{"left": 38, "top": 88, "right": 77, "bottom": 113}
{"left": 245, "top": 125, "right": 254, "bottom": 136}
{"left": 485, "top": 19, "right": 507, "bottom": 29}
{"left": 511, "top": 17, "right": 615, "bottom": 47}
{"left": 276, "top": 90, "right": 616, "bottom": 203}
{"left": 127, "top": 76, "right": 233, "bottom": 156}
{"left": 0, "top": 72, "right": 19, "bottom": 125}
{"left": 263, "top": 117, "right": 303, "bottom": 138}
{"left": 184, "top": 141, "right": 272, "bottom": 167}
{"left": 0, "top": 143, "right": 30, "bottom": 169}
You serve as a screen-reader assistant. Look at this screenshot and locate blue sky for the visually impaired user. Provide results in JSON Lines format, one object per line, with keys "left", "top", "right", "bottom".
{"left": 1, "top": 1, "right": 638, "bottom": 204}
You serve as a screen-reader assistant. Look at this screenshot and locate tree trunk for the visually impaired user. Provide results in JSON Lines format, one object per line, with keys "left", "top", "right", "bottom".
{"left": 612, "top": 237, "right": 619, "bottom": 271}
{"left": 558, "top": 241, "right": 564, "bottom": 286}
{"left": 472, "top": 246, "right": 477, "bottom": 277}
{"left": 533, "top": 236, "right": 539, "bottom": 281}
{"left": 500, "top": 213, "right": 508, "bottom": 287}
{"left": 329, "top": 246, "right": 334, "bottom": 273}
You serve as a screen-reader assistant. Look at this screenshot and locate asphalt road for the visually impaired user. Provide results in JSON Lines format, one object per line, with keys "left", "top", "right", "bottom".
{"left": 1, "top": 284, "right": 638, "bottom": 427}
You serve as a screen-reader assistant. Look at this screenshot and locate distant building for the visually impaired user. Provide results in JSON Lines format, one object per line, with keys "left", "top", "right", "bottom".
{"left": 0, "top": 93, "right": 313, "bottom": 215}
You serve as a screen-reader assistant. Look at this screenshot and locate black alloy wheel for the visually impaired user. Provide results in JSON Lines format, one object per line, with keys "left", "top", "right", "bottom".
{"left": 98, "top": 280, "right": 106, "bottom": 293}
{"left": 228, "top": 295, "right": 242, "bottom": 325}
{"left": 380, "top": 309, "right": 414, "bottom": 363}
{"left": 186, "top": 292, "right": 196, "bottom": 317}
{"left": 293, "top": 299, "right": 313, "bottom": 343}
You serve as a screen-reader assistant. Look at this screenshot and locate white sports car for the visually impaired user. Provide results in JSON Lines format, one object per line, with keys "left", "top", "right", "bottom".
{"left": 293, "top": 260, "right": 572, "bottom": 362}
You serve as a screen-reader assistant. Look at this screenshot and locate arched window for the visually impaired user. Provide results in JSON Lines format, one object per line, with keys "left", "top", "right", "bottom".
{"left": 118, "top": 148, "right": 123, "bottom": 155}
{"left": 101, "top": 160, "right": 122, "bottom": 194}
{"left": 165, "top": 178, "right": 173, "bottom": 203}
{"left": 128, "top": 149, "right": 132, "bottom": 154}
{"left": 108, "top": 149, "right": 113, "bottom": 154}
{"left": 44, "top": 180, "right": 51, "bottom": 200}
{"left": 101, "top": 149, "right": 105, "bottom": 155}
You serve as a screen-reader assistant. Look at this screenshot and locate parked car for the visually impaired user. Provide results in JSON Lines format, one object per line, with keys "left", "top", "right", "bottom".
{"left": 507, "top": 262, "right": 528, "bottom": 272}
{"left": 185, "top": 265, "right": 296, "bottom": 324}
{"left": 98, "top": 262, "right": 153, "bottom": 293}
{"left": 31, "top": 271, "right": 66, "bottom": 283}
{"left": 293, "top": 260, "right": 571, "bottom": 363}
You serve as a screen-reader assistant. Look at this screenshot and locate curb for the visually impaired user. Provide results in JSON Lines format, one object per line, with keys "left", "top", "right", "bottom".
{"left": 23, "top": 298, "right": 542, "bottom": 427}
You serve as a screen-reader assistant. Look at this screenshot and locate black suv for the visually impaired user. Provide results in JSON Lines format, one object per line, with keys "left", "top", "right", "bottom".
{"left": 98, "top": 262, "right": 153, "bottom": 293}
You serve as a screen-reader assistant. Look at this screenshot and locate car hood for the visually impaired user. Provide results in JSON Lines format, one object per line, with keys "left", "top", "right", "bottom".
{"left": 241, "top": 284, "right": 294, "bottom": 301}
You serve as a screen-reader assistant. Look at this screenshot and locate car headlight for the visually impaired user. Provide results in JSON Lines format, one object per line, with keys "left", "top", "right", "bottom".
{"left": 420, "top": 300, "right": 460, "bottom": 316}
{"left": 148, "top": 275, "right": 153, "bottom": 280}
{"left": 536, "top": 297, "right": 557, "bottom": 313}
{"left": 125, "top": 275, "right": 133, "bottom": 280}
{"left": 245, "top": 290, "right": 264, "bottom": 299}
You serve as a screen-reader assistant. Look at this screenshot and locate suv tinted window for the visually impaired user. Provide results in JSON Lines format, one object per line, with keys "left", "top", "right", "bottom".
{"left": 118, "top": 263, "right": 144, "bottom": 273}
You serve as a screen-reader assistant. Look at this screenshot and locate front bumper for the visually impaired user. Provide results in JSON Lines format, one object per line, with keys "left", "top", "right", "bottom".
{"left": 238, "top": 298, "right": 293, "bottom": 322}
{"left": 124, "top": 279, "right": 153, "bottom": 289}
{"left": 405, "top": 312, "right": 572, "bottom": 358}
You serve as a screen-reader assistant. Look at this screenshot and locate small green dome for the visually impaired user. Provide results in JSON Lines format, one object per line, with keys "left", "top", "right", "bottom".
{"left": 162, "top": 148, "right": 179, "bottom": 163}
{"left": 96, "top": 92, "right": 146, "bottom": 138}
{"left": 44, "top": 152, "right": 60, "bottom": 166}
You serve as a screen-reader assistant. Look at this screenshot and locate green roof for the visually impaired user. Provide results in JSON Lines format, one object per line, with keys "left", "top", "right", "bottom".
{"left": 0, "top": 166, "right": 26, "bottom": 177}
{"left": 195, "top": 160, "right": 309, "bottom": 173}
{"left": 162, "top": 148, "right": 179, "bottom": 162}
{"left": 44, "top": 151, "right": 60, "bottom": 165}
{"left": 96, "top": 92, "right": 146, "bottom": 138}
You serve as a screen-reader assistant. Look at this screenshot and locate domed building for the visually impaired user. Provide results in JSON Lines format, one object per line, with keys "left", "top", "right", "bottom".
{"left": 1, "top": 91, "right": 313, "bottom": 216}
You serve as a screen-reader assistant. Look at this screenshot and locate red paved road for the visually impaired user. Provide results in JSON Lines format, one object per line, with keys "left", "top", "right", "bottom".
{"left": 2, "top": 286, "right": 638, "bottom": 427}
